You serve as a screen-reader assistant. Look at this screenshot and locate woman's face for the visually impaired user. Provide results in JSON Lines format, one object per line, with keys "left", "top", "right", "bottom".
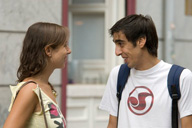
{"left": 49, "top": 41, "right": 71, "bottom": 69}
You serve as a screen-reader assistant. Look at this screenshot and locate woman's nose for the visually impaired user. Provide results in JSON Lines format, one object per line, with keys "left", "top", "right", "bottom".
{"left": 66, "top": 46, "right": 72, "bottom": 54}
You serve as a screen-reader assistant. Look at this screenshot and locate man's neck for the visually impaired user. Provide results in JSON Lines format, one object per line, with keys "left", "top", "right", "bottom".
{"left": 135, "top": 53, "right": 160, "bottom": 71}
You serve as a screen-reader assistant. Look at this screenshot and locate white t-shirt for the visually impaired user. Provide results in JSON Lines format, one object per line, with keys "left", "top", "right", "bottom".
{"left": 99, "top": 60, "right": 192, "bottom": 128}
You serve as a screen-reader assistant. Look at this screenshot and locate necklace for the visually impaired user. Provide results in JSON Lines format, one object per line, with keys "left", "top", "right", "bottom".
{"left": 52, "top": 89, "right": 58, "bottom": 97}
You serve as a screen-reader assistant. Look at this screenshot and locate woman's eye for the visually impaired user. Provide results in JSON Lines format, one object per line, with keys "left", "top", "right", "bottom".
{"left": 64, "top": 44, "right": 68, "bottom": 47}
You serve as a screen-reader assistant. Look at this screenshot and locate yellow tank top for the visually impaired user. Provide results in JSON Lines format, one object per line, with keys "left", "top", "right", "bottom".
{"left": 8, "top": 82, "right": 66, "bottom": 128}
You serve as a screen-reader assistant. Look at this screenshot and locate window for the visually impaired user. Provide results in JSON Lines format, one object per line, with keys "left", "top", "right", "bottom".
{"left": 71, "top": 13, "right": 104, "bottom": 60}
{"left": 68, "top": 0, "right": 125, "bottom": 85}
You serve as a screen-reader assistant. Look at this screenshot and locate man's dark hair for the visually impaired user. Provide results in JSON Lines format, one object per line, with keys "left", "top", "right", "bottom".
{"left": 109, "top": 14, "right": 158, "bottom": 57}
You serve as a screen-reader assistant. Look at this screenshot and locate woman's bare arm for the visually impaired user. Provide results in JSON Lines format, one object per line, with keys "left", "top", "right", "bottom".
{"left": 3, "top": 83, "right": 39, "bottom": 128}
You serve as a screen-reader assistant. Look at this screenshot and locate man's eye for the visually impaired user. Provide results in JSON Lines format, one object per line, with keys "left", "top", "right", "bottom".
{"left": 118, "top": 42, "right": 123, "bottom": 47}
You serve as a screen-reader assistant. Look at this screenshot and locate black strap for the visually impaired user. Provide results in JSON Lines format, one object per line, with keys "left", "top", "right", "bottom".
{"left": 117, "top": 99, "right": 120, "bottom": 128}
{"left": 172, "top": 85, "right": 179, "bottom": 128}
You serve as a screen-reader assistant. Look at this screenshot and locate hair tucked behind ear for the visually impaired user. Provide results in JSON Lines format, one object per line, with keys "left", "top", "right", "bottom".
{"left": 17, "top": 22, "right": 69, "bottom": 82}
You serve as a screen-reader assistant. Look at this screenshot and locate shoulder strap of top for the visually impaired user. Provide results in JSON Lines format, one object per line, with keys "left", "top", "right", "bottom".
{"left": 39, "top": 85, "right": 48, "bottom": 128}
{"left": 14, "top": 81, "right": 48, "bottom": 128}
{"left": 14, "top": 81, "right": 37, "bottom": 103}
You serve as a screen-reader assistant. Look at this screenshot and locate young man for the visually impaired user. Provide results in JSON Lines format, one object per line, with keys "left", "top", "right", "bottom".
{"left": 99, "top": 14, "right": 192, "bottom": 128}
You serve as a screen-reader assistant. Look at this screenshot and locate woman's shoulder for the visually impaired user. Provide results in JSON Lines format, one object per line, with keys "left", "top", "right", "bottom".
{"left": 19, "top": 81, "right": 38, "bottom": 90}
{"left": 9, "top": 81, "right": 39, "bottom": 107}
{"left": 10, "top": 81, "right": 38, "bottom": 94}
{"left": 8, "top": 81, "right": 40, "bottom": 112}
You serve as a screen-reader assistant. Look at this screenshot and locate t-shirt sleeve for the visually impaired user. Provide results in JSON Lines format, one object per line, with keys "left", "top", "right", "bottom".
{"left": 178, "top": 69, "right": 192, "bottom": 118}
{"left": 99, "top": 65, "right": 120, "bottom": 117}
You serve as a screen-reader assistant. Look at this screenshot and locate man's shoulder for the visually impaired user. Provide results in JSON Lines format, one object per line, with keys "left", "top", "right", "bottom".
{"left": 111, "top": 64, "right": 121, "bottom": 73}
{"left": 108, "top": 65, "right": 122, "bottom": 80}
{"left": 181, "top": 68, "right": 192, "bottom": 80}
{"left": 166, "top": 63, "right": 192, "bottom": 81}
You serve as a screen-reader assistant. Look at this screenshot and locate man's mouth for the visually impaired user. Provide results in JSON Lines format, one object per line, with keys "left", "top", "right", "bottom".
{"left": 123, "top": 57, "right": 128, "bottom": 62}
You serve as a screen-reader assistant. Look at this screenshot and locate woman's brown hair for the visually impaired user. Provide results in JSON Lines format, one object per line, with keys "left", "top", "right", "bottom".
{"left": 17, "top": 22, "right": 69, "bottom": 82}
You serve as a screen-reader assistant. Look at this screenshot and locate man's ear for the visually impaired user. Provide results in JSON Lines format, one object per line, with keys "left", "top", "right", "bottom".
{"left": 138, "top": 36, "right": 146, "bottom": 48}
{"left": 44, "top": 45, "right": 52, "bottom": 57}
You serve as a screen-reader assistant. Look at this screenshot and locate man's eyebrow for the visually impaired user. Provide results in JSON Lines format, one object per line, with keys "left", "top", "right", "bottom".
{"left": 113, "top": 39, "right": 124, "bottom": 43}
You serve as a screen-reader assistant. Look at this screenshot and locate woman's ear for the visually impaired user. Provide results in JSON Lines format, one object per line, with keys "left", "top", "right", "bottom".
{"left": 138, "top": 36, "right": 146, "bottom": 48}
{"left": 44, "top": 45, "right": 52, "bottom": 57}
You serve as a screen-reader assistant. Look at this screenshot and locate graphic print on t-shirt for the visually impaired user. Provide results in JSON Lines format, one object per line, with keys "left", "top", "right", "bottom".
{"left": 48, "top": 103, "right": 66, "bottom": 128}
{"left": 127, "top": 86, "right": 154, "bottom": 115}
{"left": 49, "top": 103, "right": 60, "bottom": 118}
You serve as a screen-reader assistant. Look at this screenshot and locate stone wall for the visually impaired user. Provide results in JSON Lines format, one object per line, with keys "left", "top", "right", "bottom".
{"left": 0, "top": 0, "right": 62, "bottom": 127}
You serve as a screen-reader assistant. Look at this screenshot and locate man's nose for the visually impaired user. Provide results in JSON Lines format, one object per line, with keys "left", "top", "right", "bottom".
{"left": 115, "top": 45, "right": 122, "bottom": 56}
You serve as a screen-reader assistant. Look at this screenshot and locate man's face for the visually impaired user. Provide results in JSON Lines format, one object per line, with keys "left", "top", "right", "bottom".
{"left": 113, "top": 31, "right": 144, "bottom": 69}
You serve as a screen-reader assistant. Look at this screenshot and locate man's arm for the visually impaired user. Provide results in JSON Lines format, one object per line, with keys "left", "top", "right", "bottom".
{"left": 181, "top": 115, "right": 192, "bottom": 128}
{"left": 107, "top": 115, "right": 117, "bottom": 128}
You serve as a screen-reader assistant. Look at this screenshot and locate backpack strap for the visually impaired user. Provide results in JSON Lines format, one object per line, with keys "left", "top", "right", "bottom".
{"left": 117, "top": 63, "right": 131, "bottom": 102}
{"left": 167, "top": 64, "right": 185, "bottom": 128}
{"left": 116, "top": 64, "right": 130, "bottom": 127}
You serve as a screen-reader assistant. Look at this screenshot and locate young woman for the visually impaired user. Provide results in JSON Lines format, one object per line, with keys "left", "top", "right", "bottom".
{"left": 3, "top": 22, "right": 71, "bottom": 128}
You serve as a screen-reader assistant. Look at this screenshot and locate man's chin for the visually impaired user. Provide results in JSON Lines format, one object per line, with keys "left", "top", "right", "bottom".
{"left": 126, "top": 63, "right": 134, "bottom": 68}
{"left": 124, "top": 63, "right": 130, "bottom": 68}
